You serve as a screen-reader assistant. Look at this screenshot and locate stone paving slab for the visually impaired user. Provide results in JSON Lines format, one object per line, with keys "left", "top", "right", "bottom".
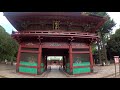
{"left": 59, "top": 64, "right": 120, "bottom": 78}
{"left": 44, "top": 65, "right": 66, "bottom": 78}
{"left": 0, "top": 63, "right": 119, "bottom": 78}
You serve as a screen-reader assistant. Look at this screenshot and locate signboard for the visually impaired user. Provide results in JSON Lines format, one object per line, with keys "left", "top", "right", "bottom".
{"left": 26, "top": 43, "right": 35, "bottom": 46}
{"left": 115, "top": 58, "right": 119, "bottom": 64}
{"left": 42, "top": 42, "right": 69, "bottom": 48}
{"left": 114, "top": 56, "right": 119, "bottom": 64}
{"left": 50, "top": 43, "right": 61, "bottom": 46}
{"left": 114, "top": 56, "right": 120, "bottom": 77}
{"left": 71, "top": 43, "right": 89, "bottom": 48}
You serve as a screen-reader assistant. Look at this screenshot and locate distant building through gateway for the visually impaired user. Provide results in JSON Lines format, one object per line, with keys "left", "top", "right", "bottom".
{"left": 47, "top": 56, "right": 63, "bottom": 65}
{"left": 4, "top": 12, "right": 107, "bottom": 75}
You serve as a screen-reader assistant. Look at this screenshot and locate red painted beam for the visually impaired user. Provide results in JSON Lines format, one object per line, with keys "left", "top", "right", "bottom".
{"left": 72, "top": 51, "right": 90, "bottom": 54}
{"left": 13, "top": 30, "right": 96, "bottom": 35}
{"left": 13, "top": 34, "right": 98, "bottom": 44}
{"left": 21, "top": 50, "right": 39, "bottom": 53}
{"left": 72, "top": 45, "right": 89, "bottom": 48}
{"left": 42, "top": 47, "right": 69, "bottom": 49}
{"left": 13, "top": 34, "right": 98, "bottom": 39}
{"left": 21, "top": 45, "right": 39, "bottom": 48}
{"left": 13, "top": 30, "right": 98, "bottom": 37}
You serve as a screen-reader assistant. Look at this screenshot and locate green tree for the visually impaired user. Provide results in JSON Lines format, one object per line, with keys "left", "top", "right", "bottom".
{"left": 0, "top": 25, "right": 18, "bottom": 64}
{"left": 88, "top": 12, "right": 116, "bottom": 64}
{"left": 107, "top": 28, "right": 120, "bottom": 61}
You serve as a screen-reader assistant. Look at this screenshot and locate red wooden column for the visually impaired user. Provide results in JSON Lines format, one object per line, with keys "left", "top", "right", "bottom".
{"left": 89, "top": 45, "right": 94, "bottom": 72}
{"left": 37, "top": 43, "right": 42, "bottom": 75}
{"left": 69, "top": 43, "right": 73, "bottom": 74}
{"left": 16, "top": 44, "right": 21, "bottom": 72}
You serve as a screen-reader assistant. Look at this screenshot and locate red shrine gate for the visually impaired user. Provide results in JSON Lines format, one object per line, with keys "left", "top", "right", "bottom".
{"left": 4, "top": 12, "right": 107, "bottom": 75}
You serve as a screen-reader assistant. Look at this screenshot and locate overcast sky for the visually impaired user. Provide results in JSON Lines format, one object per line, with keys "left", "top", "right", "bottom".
{"left": 0, "top": 12, "right": 16, "bottom": 34}
{"left": 0, "top": 12, "right": 120, "bottom": 34}
{"left": 107, "top": 12, "right": 120, "bottom": 33}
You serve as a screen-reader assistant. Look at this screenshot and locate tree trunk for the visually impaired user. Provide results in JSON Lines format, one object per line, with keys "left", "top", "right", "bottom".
{"left": 98, "top": 32, "right": 108, "bottom": 65}
{"left": 11, "top": 57, "right": 13, "bottom": 66}
{"left": 97, "top": 41, "right": 102, "bottom": 64}
{"left": 101, "top": 36, "right": 108, "bottom": 64}
{"left": 98, "top": 32, "right": 102, "bottom": 64}
{"left": 0, "top": 59, "right": 1, "bottom": 63}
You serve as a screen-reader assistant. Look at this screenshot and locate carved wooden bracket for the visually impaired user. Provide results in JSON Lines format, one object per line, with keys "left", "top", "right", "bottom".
{"left": 37, "top": 36, "right": 43, "bottom": 44}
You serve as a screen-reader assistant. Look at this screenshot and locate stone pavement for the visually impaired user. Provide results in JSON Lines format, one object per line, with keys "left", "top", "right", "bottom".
{"left": 44, "top": 65, "right": 66, "bottom": 78}
{"left": 71, "top": 64, "right": 120, "bottom": 78}
{"left": 0, "top": 63, "right": 120, "bottom": 78}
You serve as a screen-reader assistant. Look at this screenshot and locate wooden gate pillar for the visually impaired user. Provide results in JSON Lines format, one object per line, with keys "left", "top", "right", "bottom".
{"left": 37, "top": 43, "right": 42, "bottom": 75}
{"left": 89, "top": 45, "right": 94, "bottom": 72}
{"left": 16, "top": 44, "right": 21, "bottom": 72}
{"left": 69, "top": 43, "right": 73, "bottom": 74}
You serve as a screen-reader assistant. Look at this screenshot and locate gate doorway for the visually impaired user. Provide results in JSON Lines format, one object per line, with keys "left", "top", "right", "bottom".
{"left": 47, "top": 56, "right": 63, "bottom": 70}
{"left": 42, "top": 48, "right": 69, "bottom": 73}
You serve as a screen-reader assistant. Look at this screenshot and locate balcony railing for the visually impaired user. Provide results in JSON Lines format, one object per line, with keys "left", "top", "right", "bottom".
{"left": 12, "top": 30, "right": 98, "bottom": 37}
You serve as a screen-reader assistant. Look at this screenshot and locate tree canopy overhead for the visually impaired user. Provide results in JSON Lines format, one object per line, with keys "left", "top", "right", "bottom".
{"left": 88, "top": 12, "right": 116, "bottom": 64}
{"left": 107, "top": 28, "right": 120, "bottom": 59}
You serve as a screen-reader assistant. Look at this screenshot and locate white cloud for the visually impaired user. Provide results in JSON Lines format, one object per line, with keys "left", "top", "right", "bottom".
{"left": 107, "top": 12, "right": 120, "bottom": 33}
